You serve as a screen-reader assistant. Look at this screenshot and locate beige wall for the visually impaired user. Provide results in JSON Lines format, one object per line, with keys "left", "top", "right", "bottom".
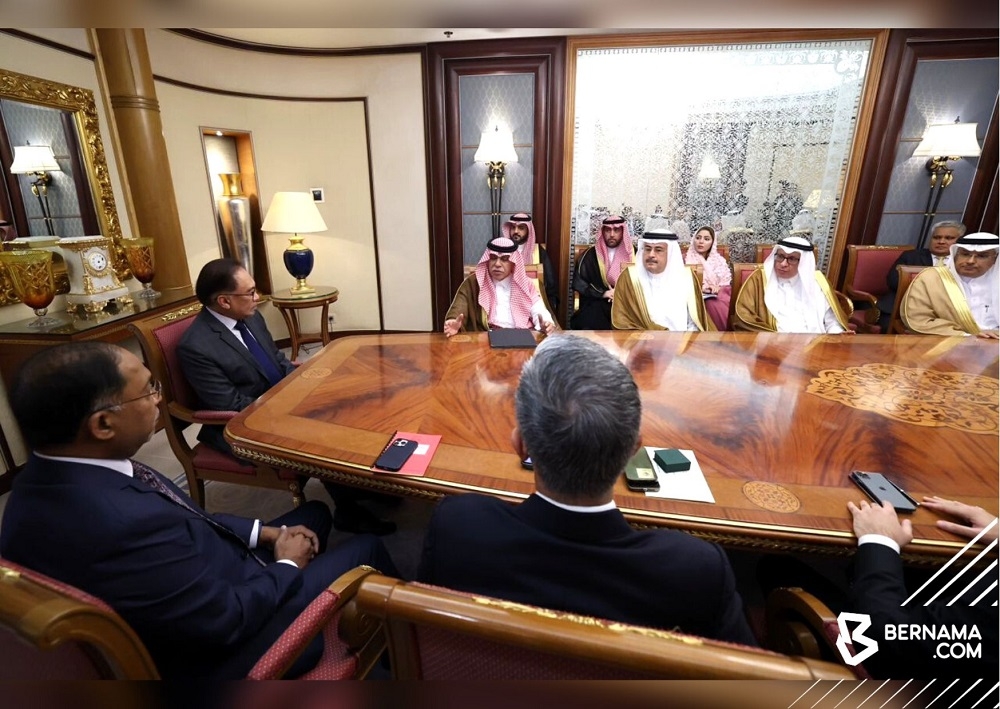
{"left": 0, "top": 29, "right": 432, "bottom": 469}
{"left": 145, "top": 30, "right": 432, "bottom": 332}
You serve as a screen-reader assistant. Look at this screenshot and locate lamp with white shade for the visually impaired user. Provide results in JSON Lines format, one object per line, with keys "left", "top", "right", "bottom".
{"left": 912, "top": 119, "right": 981, "bottom": 249}
{"left": 8, "top": 145, "right": 62, "bottom": 237}
{"left": 474, "top": 125, "right": 518, "bottom": 239}
{"left": 261, "top": 191, "right": 327, "bottom": 295}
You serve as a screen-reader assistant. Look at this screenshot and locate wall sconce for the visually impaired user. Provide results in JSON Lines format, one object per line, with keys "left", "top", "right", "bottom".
{"left": 474, "top": 125, "right": 518, "bottom": 239}
{"left": 913, "top": 118, "right": 981, "bottom": 249}
{"left": 697, "top": 155, "right": 721, "bottom": 181}
{"left": 261, "top": 191, "right": 327, "bottom": 295}
{"left": 9, "top": 144, "right": 61, "bottom": 237}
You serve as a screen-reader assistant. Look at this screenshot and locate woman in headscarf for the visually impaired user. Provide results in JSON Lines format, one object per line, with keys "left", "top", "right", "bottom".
{"left": 685, "top": 225, "right": 732, "bottom": 331}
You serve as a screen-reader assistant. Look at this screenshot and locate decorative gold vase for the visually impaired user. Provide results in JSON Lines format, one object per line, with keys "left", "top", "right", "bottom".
{"left": 218, "top": 173, "right": 254, "bottom": 274}
{"left": 0, "top": 249, "right": 58, "bottom": 327}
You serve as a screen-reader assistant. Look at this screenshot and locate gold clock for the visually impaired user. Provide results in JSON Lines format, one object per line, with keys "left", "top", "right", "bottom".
{"left": 58, "top": 236, "right": 131, "bottom": 312}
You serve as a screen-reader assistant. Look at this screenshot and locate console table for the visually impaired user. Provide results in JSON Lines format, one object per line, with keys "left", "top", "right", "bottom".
{"left": 0, "top": 287, "right": 197, "bottom": 486}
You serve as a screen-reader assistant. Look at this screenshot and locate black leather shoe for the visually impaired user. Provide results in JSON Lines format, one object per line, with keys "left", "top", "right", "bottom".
{"left": 333, "top": 503, "right": 397, "bottom": 536}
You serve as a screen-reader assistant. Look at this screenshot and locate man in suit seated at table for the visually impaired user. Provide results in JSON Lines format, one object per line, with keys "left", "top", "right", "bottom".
{"left": 902, "top": 232, "right": 999, "bottom": 338}
{"left": 571, "top": 214, "right": 634, "bottom": 330}
{"left": 418, "top": 334, "right": 757, "bottom": 645}
{"left": 845, "top": 496, "right": 998, "bottom": 678}
{"left": 178, "top": 258, "right": 395, "bottom": 535}
{"left": 0, "top": 342, "right": 397, "bottom": 679}
{"left": 502, "top": 212, "right": 559, "bottom": 313}
{"left": 611, "top": 229, "right": 712, "bottom": 331}
{"left": 875, "top": 220, "right": 964, "bottom": 332}
{"left": 442, "top": 237, "right": 557, "bottom": 336}
{"left": 733, "top": 235, "right": 848, "bottom": 333}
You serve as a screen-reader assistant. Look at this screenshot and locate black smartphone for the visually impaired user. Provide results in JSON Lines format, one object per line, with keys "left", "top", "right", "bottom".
{"left": 374, "top": 438, "right": 419, "bottom": 472}
{"left": 850, "top": 471, "right": 919, "bottom": 513}
{"left": 521, "top": 457, "right": 533, "bottom": 470}
{"left": 624, "top": 448, "right": 660, "bottom": 492}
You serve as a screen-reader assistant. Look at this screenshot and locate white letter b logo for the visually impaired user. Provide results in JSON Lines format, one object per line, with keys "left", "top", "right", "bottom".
{"left": 835, "top": 612, "right": 879, "bottom": 666}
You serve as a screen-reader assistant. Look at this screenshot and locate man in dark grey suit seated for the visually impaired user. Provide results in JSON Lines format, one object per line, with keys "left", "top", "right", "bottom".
{"left": 178, "top": 258, "right": 394, "bottom": 535}
{"left": 0, "top": 342, "right": 396, "bottom": 679}
{"left": 875, "top": 220, "right": 964, "bottom": 331}
{"left": 418, "top": 334, "right": 757, "bottom": 645}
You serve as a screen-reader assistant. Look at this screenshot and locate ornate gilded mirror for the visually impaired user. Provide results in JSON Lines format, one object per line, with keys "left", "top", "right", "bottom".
{"left": 565, "top": 32, "right": 886, "bottom": 315}
{"left": 0, "top": 68, "right": 128, "bottom": 306}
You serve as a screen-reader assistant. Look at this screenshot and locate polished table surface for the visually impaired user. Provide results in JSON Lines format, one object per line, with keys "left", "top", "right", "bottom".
{"left": 226, "top": 331, "right": 999, "bottom": 561}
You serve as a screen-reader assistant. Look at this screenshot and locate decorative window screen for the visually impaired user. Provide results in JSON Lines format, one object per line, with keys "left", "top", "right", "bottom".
{"left": 569, "top": 40, "right": 873, "bottom": 277}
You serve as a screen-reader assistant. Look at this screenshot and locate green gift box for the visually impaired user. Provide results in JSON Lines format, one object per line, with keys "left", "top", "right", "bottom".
{"left": 653, "top": 448, "right": 691, "bottom": 473}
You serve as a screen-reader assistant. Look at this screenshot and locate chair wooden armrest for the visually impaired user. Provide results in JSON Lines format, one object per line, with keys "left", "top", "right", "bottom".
{"left": 248, "top": 566, "right": 384, "bottom": 680}
{"left": 766, "top": 587, "right": 841, "bottom": 663}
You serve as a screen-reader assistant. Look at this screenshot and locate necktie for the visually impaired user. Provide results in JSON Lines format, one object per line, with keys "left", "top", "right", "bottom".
{"left": 131, "top": 459, "right": 265, "bottom": 567}
{"left": 234, "top": 320, "right": 283, "bottom": 386}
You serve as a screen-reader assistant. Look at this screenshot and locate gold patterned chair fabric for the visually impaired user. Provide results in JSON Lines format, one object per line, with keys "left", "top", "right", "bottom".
{"left": 889, "top": 264, "right": 927, "bottom": 334}
{"left": 127, "top": 304, "right": 307, "bottom": 509}
{"left": 351, "top": 572, "right": 855, "bottom": 680}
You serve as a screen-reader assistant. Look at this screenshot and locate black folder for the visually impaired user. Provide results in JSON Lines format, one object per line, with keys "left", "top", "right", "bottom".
{"left": 488, "top": 329, "right": 538, "bottom": 349}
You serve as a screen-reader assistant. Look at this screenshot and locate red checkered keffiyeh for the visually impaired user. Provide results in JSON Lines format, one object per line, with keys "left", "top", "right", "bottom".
{"left": 475, "top": 237, "right": 540, "bottom": 329}
{"left": 595, "top": 215, "right": 634, "bottom": 287}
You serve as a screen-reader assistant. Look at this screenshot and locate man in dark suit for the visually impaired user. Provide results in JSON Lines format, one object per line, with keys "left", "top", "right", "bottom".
{"left": 177, "top": 258, "right": 394, "bottom": 535}
{"left": 845, "top": 496, "right": 997, "bottom": 678}
{"left": 418, "top": 334, "right": 757, "bottom": 645}
{"left": 0, "top": 342, "right": 397, "bottom": 679}
{"left": 876, "top": 220, "right": 964, "bottom": 331}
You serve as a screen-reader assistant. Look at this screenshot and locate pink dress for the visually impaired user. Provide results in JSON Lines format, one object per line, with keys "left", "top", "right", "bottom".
{"left": 685, "top": 245, "right": 732, "bottom": 330}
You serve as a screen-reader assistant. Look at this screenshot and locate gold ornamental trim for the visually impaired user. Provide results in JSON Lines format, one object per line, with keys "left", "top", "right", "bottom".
{"left": 807, "top": 363, "right": 999, "bottom": 434}
{"left": 160, "top": 303, "right": 202, "bottom": 322}
{"left": 471, "top": 596, "right": 702, "bottom": 644}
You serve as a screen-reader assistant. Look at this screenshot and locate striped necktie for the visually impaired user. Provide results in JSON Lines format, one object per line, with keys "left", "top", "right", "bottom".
{"left": 130, "top": 459, "right": 265, "bottom": 566}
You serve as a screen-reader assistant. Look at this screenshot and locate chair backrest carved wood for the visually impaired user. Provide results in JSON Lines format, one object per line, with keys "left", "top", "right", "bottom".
{"left": 351, "top": 573, "right": 855, "bottom": 680}
{"left": 0, "top": 558, "right": 159, "bottom": 679}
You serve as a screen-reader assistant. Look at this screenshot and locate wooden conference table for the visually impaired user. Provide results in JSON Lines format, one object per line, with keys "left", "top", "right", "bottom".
{"left": 226, "top": 331, "right": 999, "bottom": 562}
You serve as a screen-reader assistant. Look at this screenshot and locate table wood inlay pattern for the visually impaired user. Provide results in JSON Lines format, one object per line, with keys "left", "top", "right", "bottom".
{"left": 226, "top": 331, "right": 999, "bottom": 561}
{"left": 806, "top": 363, "right": 997, "bottom": 434}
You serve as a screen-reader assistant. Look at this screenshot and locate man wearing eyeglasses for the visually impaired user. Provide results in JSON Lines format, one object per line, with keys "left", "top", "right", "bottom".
{"left": 178, "top": 258, "right": 396, "bottom": 535}
{"left": 902, "top": 232, "right": 999, "bottom": 338}
{"left": 733, "top": 235, "right": 849, "bottom": 333}
{"left": 443, "top": 236, "right": 557, "bottom": 336}
{"left": 0, "top": 342, "right": 396, "bottom": 679}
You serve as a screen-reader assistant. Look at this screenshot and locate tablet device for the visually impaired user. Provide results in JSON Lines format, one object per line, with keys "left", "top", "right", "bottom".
{"left": 488, "top": 329, "right": 537, "bottom": 349}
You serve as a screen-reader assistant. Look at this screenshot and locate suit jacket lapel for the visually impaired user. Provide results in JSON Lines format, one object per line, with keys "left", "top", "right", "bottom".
{"left": 202, "top": 310, "right": 269, "bottom": 380}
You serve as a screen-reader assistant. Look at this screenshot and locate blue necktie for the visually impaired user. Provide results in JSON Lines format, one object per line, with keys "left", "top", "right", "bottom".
{"left": 234, "top": 320, "right": 283, "bottom": 387}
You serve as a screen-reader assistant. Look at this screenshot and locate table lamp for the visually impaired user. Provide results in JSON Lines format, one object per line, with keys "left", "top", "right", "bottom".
{"left": 9, "top": 144, "right": 61, "bottom": 237}
{"left": 261, "top": 191, "right": 327, "bottom": 295}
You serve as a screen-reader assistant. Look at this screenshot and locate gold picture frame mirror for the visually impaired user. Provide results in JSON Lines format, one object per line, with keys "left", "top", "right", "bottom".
{"left": 0, "top": 67, "right": 129, "bottom": 307}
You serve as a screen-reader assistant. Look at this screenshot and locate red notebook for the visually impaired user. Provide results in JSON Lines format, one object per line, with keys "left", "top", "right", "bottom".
{"left": 371, "top": 431, "right": 441, "bottom": 476}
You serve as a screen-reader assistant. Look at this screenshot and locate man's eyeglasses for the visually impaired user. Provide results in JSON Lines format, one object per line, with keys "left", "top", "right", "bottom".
{"left": 774, "top": 253, "right": 801, "bottom": 265}
{"left": 220, "top": 288, "right": 258, "bottom": 298}
{"left": 93, "top": 380, "right": 162, "bottom": 413}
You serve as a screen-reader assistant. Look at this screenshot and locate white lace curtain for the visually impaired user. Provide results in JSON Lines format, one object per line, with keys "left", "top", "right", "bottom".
{"left": 569, "top": 40, "right": 872, "bottom": 277}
